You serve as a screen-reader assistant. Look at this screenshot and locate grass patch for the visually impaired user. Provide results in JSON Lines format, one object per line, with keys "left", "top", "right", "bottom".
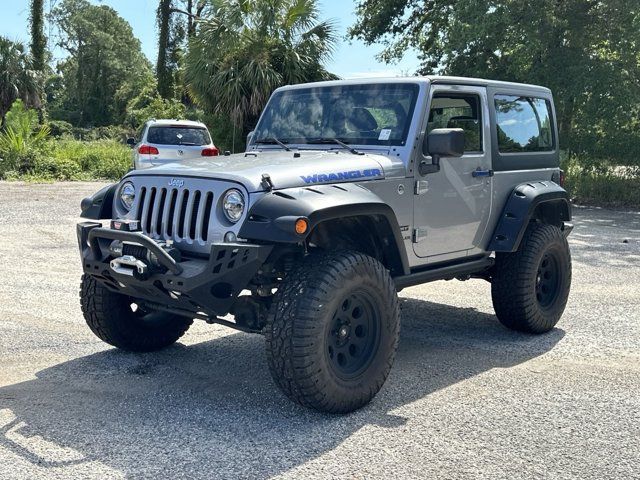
{"left": 563, "top": 156, "right": 640, "bottom": 209}
{"left": 1, "top": 138, "right": 132, "bottom": 182}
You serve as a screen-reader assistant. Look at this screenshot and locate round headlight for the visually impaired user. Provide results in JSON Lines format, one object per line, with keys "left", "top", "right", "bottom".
{"left": 222, "top": 189, "right": 245, "bottom": 223}
{"left": 119, "top": 181, "right": 136, "bottom": 211}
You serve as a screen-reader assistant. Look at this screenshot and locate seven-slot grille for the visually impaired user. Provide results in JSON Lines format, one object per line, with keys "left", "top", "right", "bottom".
{"left": 136, "top": 186, "right": 215, "bottom": 243}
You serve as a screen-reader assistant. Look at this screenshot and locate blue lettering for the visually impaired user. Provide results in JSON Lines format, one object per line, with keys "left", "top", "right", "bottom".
{"left": 300, "top": 168, "right": 382, "bottom": 185}
{"left": 300, "top": 174, "right": 318, "bottom": 183}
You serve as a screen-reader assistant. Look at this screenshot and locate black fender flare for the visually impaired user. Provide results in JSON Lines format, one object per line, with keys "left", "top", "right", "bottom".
{"left": 239, "top": 184, "right": 410, "bottom": 275}
{"left": 488, "top": 181, "right": 572, "bottom": 252}
{"left": 80, "top": 183, "right": 117, "bottom": 219}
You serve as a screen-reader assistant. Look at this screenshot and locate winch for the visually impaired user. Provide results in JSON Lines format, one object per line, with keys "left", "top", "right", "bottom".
{"left": 108, "top": 239, "right": 182, "bottom": 280}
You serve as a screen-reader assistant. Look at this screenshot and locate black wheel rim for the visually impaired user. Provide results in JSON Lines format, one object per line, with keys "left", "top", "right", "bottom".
{"left": 326, "top": 291, "right": 380, "bottom": 379}
{"left": 535, "top": 252, "right": 560, "bottom": 308}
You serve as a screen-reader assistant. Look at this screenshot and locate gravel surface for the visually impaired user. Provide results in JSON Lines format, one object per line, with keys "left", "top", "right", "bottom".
{"left": 0, "top": 181, "right": 638, "bottom": 480}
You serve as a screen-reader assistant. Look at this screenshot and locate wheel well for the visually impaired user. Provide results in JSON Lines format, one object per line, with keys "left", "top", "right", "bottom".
{"left": 307, "top": 215, "right": 405, "bottom": 276}
{"left": 531, "top": 199, "right": 571, "bottom": 227}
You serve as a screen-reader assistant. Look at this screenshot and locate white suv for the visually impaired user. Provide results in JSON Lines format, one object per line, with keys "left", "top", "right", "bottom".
{"left": 128, "top": 119, "right": 219, "bottom": 169}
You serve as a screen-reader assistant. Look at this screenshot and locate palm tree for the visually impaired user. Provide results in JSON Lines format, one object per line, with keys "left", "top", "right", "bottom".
{"left": 0, "top": 37, "right": 41, "bottom": 124}
{"left": 184, "top": 0, "right": 338, "bottom": 133}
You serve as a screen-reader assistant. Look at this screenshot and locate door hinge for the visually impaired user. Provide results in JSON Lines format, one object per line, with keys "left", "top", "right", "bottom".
{"left": 413, "top": 227, "right": 428, "bottom": 243}
{"left": 415, "top": 180, "right": 429, "bottom": 195}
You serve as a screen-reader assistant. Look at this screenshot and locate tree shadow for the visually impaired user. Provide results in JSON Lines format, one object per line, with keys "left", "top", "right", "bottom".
{"left": 0, "top": 298, "right": 564, "bottom": 478}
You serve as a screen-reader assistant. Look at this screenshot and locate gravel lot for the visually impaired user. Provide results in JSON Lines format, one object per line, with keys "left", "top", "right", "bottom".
{"left": 0, "top": 181, "right": 638, "bottom": 480}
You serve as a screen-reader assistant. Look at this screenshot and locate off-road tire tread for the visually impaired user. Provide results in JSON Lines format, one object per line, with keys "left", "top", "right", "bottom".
{"left": 492, "top": 223, "right": 571, "bottom": 333}
{"left": 80, "top": 274, "right": 192, "bottom": 352}
{"left": 265, "top": 251, "right": 400, "bottom": 413}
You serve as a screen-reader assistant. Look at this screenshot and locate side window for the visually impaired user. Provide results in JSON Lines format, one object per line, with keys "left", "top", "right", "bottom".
{"left": 427, "top": 94, "right": 482, "bottom": 152}
{"left": 495, "top": 95, "right": 554, "bottom": 152}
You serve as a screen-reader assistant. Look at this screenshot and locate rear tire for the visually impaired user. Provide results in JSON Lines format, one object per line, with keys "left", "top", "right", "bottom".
{"left": 492, "top": 223, "right": 571, "bottom": 333}
{"left": 265, "top": 251, "right": 400, "bottom": 413}
{"left": 80, "top": 274, "right": 192, "bottom": 352}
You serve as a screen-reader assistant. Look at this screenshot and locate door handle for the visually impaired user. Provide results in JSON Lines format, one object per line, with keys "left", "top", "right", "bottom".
{"left": 472, "top": 168, "right": 494, "bottom": 178}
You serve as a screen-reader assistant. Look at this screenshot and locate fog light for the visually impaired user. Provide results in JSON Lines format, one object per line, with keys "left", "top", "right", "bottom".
{"left": 224, "top": 231, "right": 237, "bottom": 243}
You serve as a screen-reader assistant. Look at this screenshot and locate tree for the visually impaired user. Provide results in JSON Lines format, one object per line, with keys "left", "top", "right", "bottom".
{"left": 49, "top": 0, "right": 154, "bottom": 126}
{"left": 156, "top": 0, "right": 189, "bottom": 100}
{"left": 350, "top": 0, "right": 640, "bottom": 164}
{"left": 30, "top": 0, "right": 47, "bottom": 73}
{"left": 0, "top": 37, "right": 41, "bottom": 124}
{"left": 184, "top": 0, "right": 338, "bottom": 134}
{"left": 156, "top": 0, "right": 208, "bottom": 102}
{"left": 124, "top": 85, "right": 187, "bottom": 129}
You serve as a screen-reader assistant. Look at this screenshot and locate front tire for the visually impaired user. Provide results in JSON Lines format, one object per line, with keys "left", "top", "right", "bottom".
{"left": 492, "top": 223, "right": 571, "bottom": 333}
{"left": 265, "top": 251, "right": 400, "bottom": 413}
{"left": 80, "top": 275, "right": 192, "bottom": 352}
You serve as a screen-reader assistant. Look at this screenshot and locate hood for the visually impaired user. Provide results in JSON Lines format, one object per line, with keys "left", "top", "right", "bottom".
{"left": 126, "top": 149, "right": 405, "bottom": 192}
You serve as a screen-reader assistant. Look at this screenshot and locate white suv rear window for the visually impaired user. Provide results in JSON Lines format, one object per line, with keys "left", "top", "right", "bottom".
{"left": 147, "top": 126, "right": 211, "bottom": 146}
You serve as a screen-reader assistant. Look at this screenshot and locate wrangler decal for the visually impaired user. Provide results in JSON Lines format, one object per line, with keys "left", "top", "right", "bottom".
{"left": 300, "top": 168, "right": 382, "bottom": 184}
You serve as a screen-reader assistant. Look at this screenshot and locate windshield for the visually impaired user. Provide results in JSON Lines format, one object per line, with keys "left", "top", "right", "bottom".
{"left": 147, "top": 126, "right": 211, "bottom": 146}
{"left": 253, "top": 83, "right": 419, "bottom": 147}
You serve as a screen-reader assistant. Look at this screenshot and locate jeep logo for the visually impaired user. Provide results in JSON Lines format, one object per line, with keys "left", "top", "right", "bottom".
{"left": 168, "top": 178, "right": 184, "bottom": 188}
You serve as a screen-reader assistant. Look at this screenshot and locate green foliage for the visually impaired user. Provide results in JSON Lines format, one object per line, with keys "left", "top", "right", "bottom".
{"left": 49, "top": 0, "right": 154, "bottom": 127}
{"left": 156, "top": 0, "right": 186, "bottom": 99}
{"left": 2, "top": 138, "right": 132, "bottom": 181}
{"left": 0, "top": 100, "right": 130, "bottom": 181}
{"left": 124, "top": 86, "right": 187, "bottom": 130}
{"left": 29, "top": 0, "right": 47, "bottom": 73}
{"left": 0, "top": 100, "right": 49, "bottom": 174}
{"left": 562, "top": 154, "right": 640, "bottom": 208}
{"left": 0, "top": 37, "right": 42, "bottom": 122}
{"left": 184, "top": 0, "right": 338, "bottom": 135}
{"left": 46, "top": 119, "right": 73, "bottom": 138}
{"left": 49, "top": 138, "right": 132, "bottom": 179}
{"left": 350, "top": 0, "right": 640, "bottom": 166}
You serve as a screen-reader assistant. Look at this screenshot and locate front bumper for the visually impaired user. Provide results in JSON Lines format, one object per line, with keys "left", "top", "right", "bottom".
{"left": 77, "top": 222, "right": 272, "bottom": 316}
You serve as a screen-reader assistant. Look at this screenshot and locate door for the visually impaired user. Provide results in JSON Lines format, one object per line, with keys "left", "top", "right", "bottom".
{"left": 412, "top": 85, "right": 493, "bottom": 259}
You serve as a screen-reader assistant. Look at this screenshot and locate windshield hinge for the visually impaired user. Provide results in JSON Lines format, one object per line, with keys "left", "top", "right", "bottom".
{"left": 413, "top": 227, "right": 428, "bottom": 243}
{"left": 415, "top": 180, "right": 429, "bottom": 195}
{"left": 261, "top": 173, "right": 274, "bottom": 191}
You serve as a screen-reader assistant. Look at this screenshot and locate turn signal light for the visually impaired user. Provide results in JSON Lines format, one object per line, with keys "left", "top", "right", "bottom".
{"left": 295, "top": 218, "right": 308, "bottom": 235}
{"left": 138, "top": 145, "right": 159, "bottom": 155}
{"left": 201, "top": 147, "right": 219, "bottom": 157}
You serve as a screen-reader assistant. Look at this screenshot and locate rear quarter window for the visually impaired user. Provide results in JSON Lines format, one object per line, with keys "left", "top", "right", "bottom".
{"left": 495, "top": 95, "right": 554, "bottom": 152}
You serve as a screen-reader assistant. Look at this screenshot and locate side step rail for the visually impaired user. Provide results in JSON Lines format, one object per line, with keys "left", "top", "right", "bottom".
{"left": 394, "top": 256, "right": 494, "bottom": 291}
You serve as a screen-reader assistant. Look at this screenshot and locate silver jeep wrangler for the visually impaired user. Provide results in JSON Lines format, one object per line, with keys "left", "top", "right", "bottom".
{"left": 78, "top": 77, "right": 572, "bottom": 413}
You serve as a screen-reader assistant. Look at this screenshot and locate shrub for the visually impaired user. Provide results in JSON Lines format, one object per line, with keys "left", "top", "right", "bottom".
{"left": 38, "top": 155, "right": 85, "bottom": 180}
{"left": 47, "top": 120, "right": 73, "bottom": 138}
{"left": 125, "top": 87, "right": 186, "bottom": 130}
{"left": 50, "top": 138, "right": 132, "bottom": 180}
{"left": 562, "top": 154, "right": 640, "bottom": 208}
{"left": 0, "top": 100, "right": 50, "bottom": 175}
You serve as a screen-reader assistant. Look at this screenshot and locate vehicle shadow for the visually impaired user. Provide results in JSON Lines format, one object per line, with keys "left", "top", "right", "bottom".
{"left": 0, "top": 297, "right": 564, "bottom": 478}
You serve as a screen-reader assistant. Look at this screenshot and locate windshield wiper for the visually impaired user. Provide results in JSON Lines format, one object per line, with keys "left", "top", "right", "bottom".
{"left": 254, "top": 137, "right": 291, "bottom": 151}
{"left": 305, "top": 138, "right": 363, "bottom": 155}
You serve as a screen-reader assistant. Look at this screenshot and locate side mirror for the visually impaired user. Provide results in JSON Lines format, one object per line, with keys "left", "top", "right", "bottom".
{"left": 246, "top": 130, "right": 255, "bottom": 150}
{"left": 419, "top": 128, "right": 465, "bottom": 175}
{"left": 126, "top": 137, "right": 136, "bottom": 147}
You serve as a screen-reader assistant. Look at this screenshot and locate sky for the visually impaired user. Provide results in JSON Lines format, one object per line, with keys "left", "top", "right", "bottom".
{"left": 0, "top": 0, "right": 420, "bottom": 79}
